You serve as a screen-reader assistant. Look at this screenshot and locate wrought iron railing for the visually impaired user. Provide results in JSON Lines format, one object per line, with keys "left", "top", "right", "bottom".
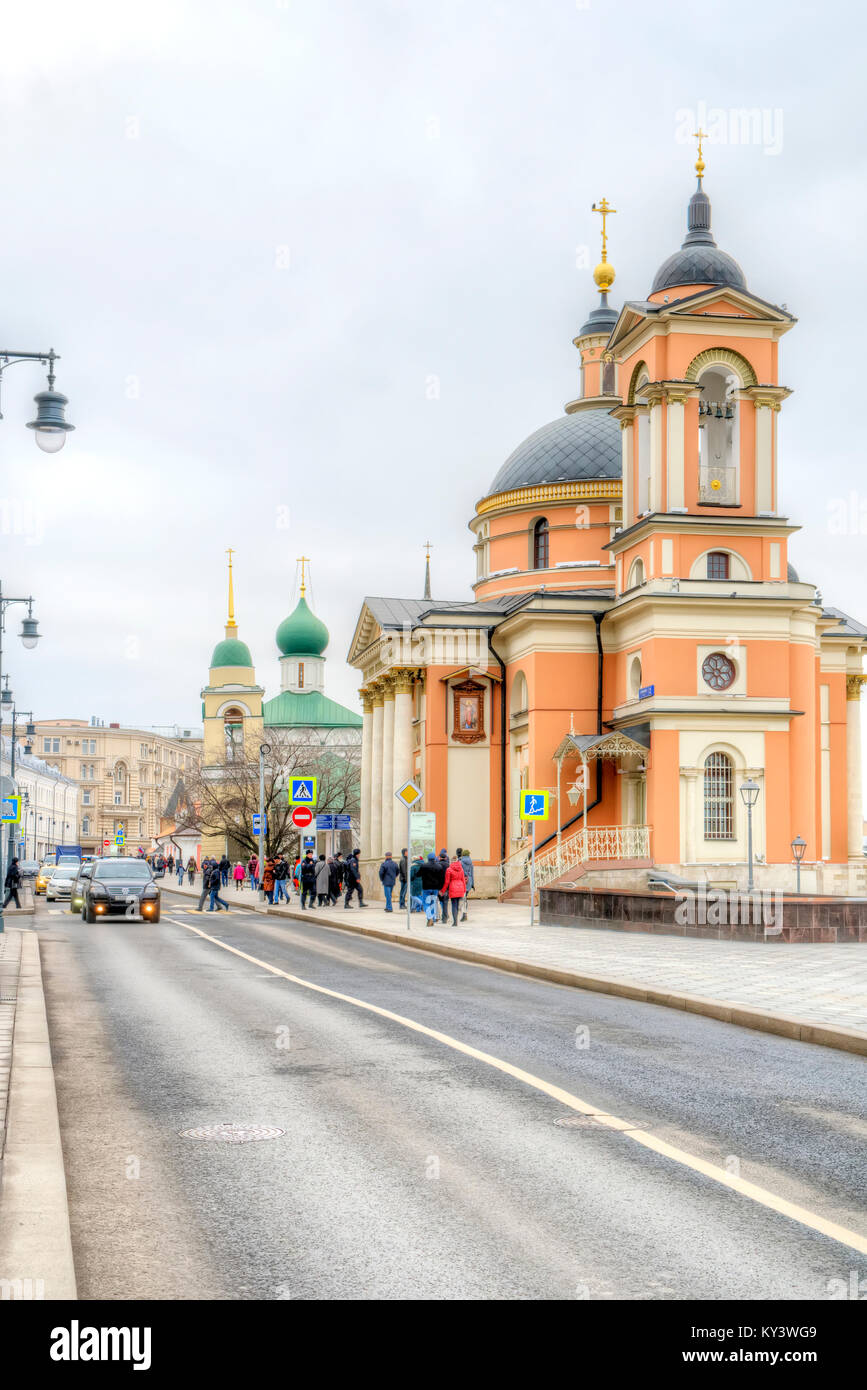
{"left": 498, "top": 824, "right": 651, "bottom": 895}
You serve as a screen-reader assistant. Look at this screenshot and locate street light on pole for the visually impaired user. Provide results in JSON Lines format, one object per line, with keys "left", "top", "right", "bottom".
{"left": 0, "top": 348, "right": 74, "bottom": 452}
{"left": 740, "top": 778, "right": 760, "bottom": 894}
{"left": 791, "top": 835, "right": 806, "bottom": 895}
{"left": 0, "top": 591, "right": 41, "bottom": 932}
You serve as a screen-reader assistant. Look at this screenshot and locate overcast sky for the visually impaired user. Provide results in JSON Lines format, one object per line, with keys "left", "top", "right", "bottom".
{"left": 2, "top": 0, "right": 865, "bottom": 742}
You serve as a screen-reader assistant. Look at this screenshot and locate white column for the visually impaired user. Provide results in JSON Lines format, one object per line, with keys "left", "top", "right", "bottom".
{"left": 359, "top": 692, "right": 374, "bottom": 860}
{"left": 620, "top": 419, "right": 633, "bottom": 524}
{"left": 649, "top": 399, "right": 663, "bottom": 512}
{"left": 666, "top": 394, "right": 685, "bottom": 511}
{"left": 681, "top": 768, "right": 697, "bottom": 864}
{"left": 847, "top": 677, "right": 865, "bottom": 858}
{"left": 754, "top": 402, "right": 774, "bottom": 513}
{"left": 381, "top": 680, "right": 396, "bottom": 853}
{"left": 370, "top": 688, "right": 384, "bottom": 860}
{"left": 393, "top": 672, "right": 414, "bottom": 792}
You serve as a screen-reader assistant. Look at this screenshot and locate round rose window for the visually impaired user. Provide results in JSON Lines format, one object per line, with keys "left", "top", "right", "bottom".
{"left": 702, "top": 652, "right": 736, "bottom": 691}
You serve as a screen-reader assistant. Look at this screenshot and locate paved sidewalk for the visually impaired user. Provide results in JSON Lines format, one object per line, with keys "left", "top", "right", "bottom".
{"left": 162, "top": 879, "right": 867, "bottom": 1040}
{"left": 0, "top": 930, "right": 22, "bottom": 1159}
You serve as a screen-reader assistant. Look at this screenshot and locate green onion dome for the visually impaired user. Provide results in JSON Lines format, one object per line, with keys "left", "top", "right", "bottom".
{"left": 210, "top": 636, "right": 253, "bottom": 668}
{"left": 275, "top": 596, "right": 329, "bottom": 657}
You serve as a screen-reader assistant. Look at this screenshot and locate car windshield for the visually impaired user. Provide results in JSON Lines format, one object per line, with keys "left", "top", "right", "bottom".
{"left": 52, "top": 865, "right": 75, "bottom": 877}
{"left": 93, "top": 862, "right": 152, "bottom": 881}
{"left": 57, "top": 858, "right": 80, "bottom": 869}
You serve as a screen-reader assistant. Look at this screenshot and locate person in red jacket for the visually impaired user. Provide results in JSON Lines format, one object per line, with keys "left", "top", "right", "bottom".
{"left": 440, "top": 855, "right": 467, "bottom": 926}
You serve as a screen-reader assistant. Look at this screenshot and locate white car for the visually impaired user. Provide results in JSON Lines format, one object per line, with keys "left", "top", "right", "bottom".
{"left": 46, "top": 863, "right": 78, "bottom": 901}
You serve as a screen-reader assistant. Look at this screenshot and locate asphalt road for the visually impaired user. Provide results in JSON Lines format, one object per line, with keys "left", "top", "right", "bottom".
{"left": 35, "top": 894, "right": 867, "bottom": 1300}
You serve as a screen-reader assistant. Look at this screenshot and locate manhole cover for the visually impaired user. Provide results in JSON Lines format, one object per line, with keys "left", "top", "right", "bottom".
{"left": 179, "top": 1123, "right": 285, "bottom": 1144}
{"left": 554, "top": 1114, "right": 605, "bottom": 1128}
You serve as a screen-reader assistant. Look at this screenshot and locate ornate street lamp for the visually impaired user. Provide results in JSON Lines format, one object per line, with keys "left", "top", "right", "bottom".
{"left": 740, "top": 778, "right": 760, "bottom": 894}
{"left": 791, "top": 834, "right": 806, "bottom": 895}
{"left": 0, "top": 348, "right": 73, "bottom": 452}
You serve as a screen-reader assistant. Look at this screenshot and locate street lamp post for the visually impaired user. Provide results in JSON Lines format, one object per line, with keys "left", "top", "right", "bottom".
{"left": 740, "top": 778, "right": 761, "bottom": 894}
{"left": 258, "top": 743, "right": 271, "bottom": 903}
{"left": 0, "top": 598, "right": 41, "bottom": 931}
{"left": 791, "top": 835, "right": 806, "bottom": 895}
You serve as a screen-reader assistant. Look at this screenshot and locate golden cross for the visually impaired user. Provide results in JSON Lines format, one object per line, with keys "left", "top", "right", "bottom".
{"left": 592, "top": 198, "right": 617, "bottom": 259}
{"left": 424, "top": 540, "right": 432, "bottom": 557}
{"left": 693, "top": 128, "right": 708, "bottom": 180}
{"left": 297, "top": 555, "right": 310, "bottom": 597}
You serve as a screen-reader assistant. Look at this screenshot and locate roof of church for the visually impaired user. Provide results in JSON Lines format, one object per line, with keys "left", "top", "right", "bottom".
{"left": 276, "top": 596, "right": 329, "bottom": 657}
{"left": 821, "top": 607, "right": 867, "bottom": 638}
{"left": 211, "top": 636, "right": 253, "bottom": 669}
{"left": 263, "top": 689, "right": 362, "bottom": 728}
{"left": 651, "top": 181, "right": 747, "bottom": 295}
{"left": 486, "top": 409, "right": 621, "bottom": 496}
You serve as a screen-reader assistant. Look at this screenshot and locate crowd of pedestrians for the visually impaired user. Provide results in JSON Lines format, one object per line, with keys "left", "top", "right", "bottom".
{"left": 384, "top": 847, "right": 474, "bottom": 924}
{"left": 170, "top": 845, "right": 474, "bottom": 922}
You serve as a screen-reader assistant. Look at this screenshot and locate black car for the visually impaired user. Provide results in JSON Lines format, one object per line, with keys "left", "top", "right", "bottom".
{"left": 80, "top": 857, "right": 161, "bottom": 923}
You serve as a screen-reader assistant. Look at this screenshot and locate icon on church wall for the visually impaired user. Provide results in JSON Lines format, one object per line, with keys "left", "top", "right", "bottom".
{"left": 452, "top": 680, "right": 486, "bottom": 744}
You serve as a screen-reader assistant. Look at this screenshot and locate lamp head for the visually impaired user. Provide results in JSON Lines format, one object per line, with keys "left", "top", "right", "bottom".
{"left": 739, "top": 777, "right": 760, "bottom": 808}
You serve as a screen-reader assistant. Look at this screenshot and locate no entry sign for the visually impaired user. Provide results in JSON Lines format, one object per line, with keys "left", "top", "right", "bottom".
{"left": 291, "top": 806, "right": 314, "bottom": 829}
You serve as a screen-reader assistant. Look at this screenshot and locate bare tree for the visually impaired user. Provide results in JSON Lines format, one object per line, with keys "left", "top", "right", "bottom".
{"left": 187, "top": 731, "right": 361, "bottom": 862}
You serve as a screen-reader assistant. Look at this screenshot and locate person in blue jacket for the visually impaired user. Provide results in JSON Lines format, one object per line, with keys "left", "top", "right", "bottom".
{"left": 378, "top": 852, "right": 400, "bottom": 912}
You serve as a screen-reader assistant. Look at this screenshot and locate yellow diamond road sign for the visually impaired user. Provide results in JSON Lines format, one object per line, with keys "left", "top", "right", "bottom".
{"left": 395, "top": 780, "right": 422, "bottom": 808}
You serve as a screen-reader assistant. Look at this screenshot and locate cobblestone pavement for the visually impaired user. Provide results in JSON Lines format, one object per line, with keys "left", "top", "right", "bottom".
{"left": 158, "top": 879, "right": 867, "bottom": 1035}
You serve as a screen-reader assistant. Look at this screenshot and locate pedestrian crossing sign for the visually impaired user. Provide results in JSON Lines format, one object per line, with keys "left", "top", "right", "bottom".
{"left": 520, "top": 789, "right": 549, "bottom": 821}
{"left": 1, "top": 795, "right": 21, "bottom": 824}
{"left": 289, "top": 777, "right": 318, "bottom": 808}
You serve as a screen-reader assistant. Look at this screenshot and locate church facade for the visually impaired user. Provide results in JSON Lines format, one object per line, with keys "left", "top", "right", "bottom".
{"left": 200, "top": 560, "right": 362, "bottom": 860}
{"left": 349, "top": 153, "right": 867, "bottom": 900}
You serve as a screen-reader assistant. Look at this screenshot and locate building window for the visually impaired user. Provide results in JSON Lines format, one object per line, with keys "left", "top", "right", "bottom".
{"left": 83, "top": 791, "right": 91, "bottom": 805}
{"left": 532, "top": 518, "right": 549, "bottom": 570}
{"left": 298, "top": 662, "right": 305, "bottom": 689}
{"left": 704, "top": 752, "right": 734, "bottom": 840}
{"left": 707, "top": 551, "right": 730, "bottom": 581}
{"left": 701, "top": 652, "right": 736, "bottom": 691}
{"left": 43, "top": 738, "right": 51, "bottom": 752}
{"left": 82, "top": 817, "right": 90, "bottom": 834}
{"left": 114, "top": 791, "right": 122, "bottom": 805}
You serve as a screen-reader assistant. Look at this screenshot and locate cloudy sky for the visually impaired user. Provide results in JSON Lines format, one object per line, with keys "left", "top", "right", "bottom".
{"left": 1, "top": 0, "right": 864, "bottom": 735}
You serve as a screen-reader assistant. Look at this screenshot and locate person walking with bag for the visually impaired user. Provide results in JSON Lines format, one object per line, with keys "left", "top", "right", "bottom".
{"left": 233, "top": 861, "right": 246, "bottom": 892}
{"left": 418, "top": 853, "right": 445, "bottom": 923}
{"left": 2, "top": 857, "right": 22, "bottom": 910}
{"left": 187, "top": 857, "right": 196, "bottom": 885}
{"left": 398, "top": 849, "right": 408, "bottom": 910}
{"left": 247, "top": 854, "right": 259, "bottom": 892}
{"left": 262, "top": 857, "right": 276, "bottom": 904}
{"left": 457, "top": 847, "right": 474, "bottom": 921}
{"left": 442, "top": 854, "right": 467, "bottom": 926}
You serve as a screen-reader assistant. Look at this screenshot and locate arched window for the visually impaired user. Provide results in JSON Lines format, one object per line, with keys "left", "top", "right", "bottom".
{"left": 706, "top": 551, "right": 730, "bottom": 580}
{"left": 628, "top": 655, "right": 642, "bottom": 699}
{"left": 223, "top": 708, "right": 244, "bottom": 762}
{"left": 704, "top": 752, "right": 734, "bottom": 840}
{"left": 627, "top": 557, "right": 645, "bottom": 589}
{"left": 601, "top": 355, "right": 615, "bottom": 395}
{"left": 532, "top": 518, "right": 549, "bottom": 570}
{"left": 698, "top": 367, "right": 740, "bottom": 503}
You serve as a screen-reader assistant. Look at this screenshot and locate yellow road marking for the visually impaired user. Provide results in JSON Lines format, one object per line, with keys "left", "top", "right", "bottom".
{"left": 167, "top": 915, "right": 867, "bottom": 1257}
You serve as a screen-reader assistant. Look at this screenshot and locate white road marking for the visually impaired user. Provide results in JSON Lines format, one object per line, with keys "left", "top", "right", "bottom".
{"left": 167, "top": 916, "right": 867, "bottom": 1258}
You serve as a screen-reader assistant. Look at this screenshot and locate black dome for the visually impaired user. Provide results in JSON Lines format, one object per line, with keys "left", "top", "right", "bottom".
{"left": 651, "top": 182, "right": 746, "bottom": 295}
{"left": 487, "top": 410, "right": 621, "bottom": 496}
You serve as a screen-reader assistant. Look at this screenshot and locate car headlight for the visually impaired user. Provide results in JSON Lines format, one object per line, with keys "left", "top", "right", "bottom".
{"left": 89, "top": 884, "right": 108, "bottom": 897}
{"left": 141, "top": 885, "right": 159, "bottom": 899}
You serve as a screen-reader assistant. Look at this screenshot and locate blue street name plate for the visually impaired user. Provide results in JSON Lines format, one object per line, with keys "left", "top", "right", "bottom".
{"left": 316, "top": 814, "right": 334, "bottom": 830}
{"left": 334, "top": 814, "right": 352, "bottom": 830}
{"left": 638, "top": 685, "right": 654, "bottom": 699}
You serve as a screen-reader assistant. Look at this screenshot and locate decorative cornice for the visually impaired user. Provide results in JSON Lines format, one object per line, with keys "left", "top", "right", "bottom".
{"left": 476, "top": 478, "right": 621, "bottom": 516}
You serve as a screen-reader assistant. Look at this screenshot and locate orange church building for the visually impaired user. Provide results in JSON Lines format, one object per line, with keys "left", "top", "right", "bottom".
{"left": 349, "top": 151, "right": 867, "bottom": 900}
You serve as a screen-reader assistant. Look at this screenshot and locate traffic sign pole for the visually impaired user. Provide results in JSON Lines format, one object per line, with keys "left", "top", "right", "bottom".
{"left": 530, "top": 819, "right": 536, "bottom": 928}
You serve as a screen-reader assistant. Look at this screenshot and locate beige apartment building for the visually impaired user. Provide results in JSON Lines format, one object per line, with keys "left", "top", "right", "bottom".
{"left": 29, "top": 719, "right": 202, "bottom": 855}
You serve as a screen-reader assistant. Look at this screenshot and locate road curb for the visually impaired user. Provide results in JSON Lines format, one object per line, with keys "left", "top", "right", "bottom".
{"left": 0, "top": 930, "right": 77, "bottom": 1300}
{"left": 162, "top": 886, "right": 867, "bottom": 1056}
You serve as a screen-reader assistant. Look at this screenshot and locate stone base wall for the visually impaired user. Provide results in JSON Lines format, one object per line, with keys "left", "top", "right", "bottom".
{"left": 540, "top": 884, "right": 867, "bottom": 943}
